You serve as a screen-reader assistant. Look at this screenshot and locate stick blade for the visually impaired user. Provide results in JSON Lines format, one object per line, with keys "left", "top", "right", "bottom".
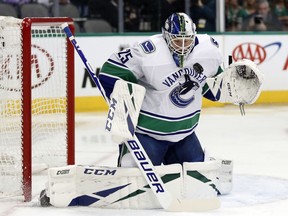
{"left": 166, "top": 198, "right": 221, "bottom": 212}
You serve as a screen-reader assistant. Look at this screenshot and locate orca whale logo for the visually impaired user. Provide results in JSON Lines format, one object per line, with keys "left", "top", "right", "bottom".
{"left": 169, "top": 75, "right": 199, "bottom": 108}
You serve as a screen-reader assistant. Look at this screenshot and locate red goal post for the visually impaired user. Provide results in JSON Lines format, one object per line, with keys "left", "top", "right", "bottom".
{"left": 0, "top": 17, "right": 75, "bottom": 202}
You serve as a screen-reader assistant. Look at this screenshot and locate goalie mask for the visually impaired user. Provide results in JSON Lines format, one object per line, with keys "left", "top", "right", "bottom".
{"left": 162, "top": 12, "right": 196, "bottom": 67}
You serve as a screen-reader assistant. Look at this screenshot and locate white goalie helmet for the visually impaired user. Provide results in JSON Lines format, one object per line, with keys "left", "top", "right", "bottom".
{"left": 162, "top": 12, "right": 196, "bottom": 66}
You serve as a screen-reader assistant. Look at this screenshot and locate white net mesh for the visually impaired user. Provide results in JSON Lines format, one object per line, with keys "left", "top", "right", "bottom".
{"left": 0, "top": 16, "right": 72, "bottom": 199}
{"left": 0, "top": 16, "right": 23, "bottom": 198}
{"left": 30, "top": 25, "right": 68, "bottom": 167}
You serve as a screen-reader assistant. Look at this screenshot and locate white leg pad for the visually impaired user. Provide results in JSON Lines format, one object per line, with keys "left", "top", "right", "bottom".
{"left": 218, "top": 159, "right": 233, "bottom": 194}
{"left": 45, "top": 161, "right": 233, "bottom": 209}
{"left": 183, "top": 161, "right": 221, "bottom": 199}
{"left": 203, "top": 149, "right": 233, "bottom": 195}
{"left": 46, "top": 164, "right": 182, "bottom": 209}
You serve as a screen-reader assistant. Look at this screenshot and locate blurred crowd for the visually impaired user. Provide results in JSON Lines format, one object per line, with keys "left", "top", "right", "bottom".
{"left": 226, "top": 0, "right": 288, "bottom": 31}
{"left": 1, "top": 0, "right": 288, "bottom": 32}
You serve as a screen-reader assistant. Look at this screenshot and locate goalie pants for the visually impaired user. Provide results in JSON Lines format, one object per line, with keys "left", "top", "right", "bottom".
{"left": 118, "top": 132, "right": 204, "bottom": 166}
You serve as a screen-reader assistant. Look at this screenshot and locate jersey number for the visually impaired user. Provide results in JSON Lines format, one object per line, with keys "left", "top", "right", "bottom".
{"left": 118, "top": 49, "right": 132, "bottom": 64}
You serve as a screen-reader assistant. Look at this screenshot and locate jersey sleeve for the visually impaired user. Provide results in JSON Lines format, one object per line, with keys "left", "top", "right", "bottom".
{"left": 202, "top": 66, "right": 223, "bottom": 101}
{"left": 99, "top": 45, "right": 145, "bottom": 99}
{"left": 200, "top": 35, "right": 224, "bottom": 101}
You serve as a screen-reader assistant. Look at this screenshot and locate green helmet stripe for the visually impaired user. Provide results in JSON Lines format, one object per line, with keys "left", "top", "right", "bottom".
{"left": 179, "top": 14, "right": 185, "bottom": 34}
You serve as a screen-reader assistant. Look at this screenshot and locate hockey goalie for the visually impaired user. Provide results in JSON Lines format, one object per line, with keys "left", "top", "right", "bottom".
{"left": 40, "top": 13, "right": 263, "bottom": 211}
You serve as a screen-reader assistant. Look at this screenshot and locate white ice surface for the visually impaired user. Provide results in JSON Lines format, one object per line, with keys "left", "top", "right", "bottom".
{"left": 1, "top": 104, "right": 288, "bottom": 216}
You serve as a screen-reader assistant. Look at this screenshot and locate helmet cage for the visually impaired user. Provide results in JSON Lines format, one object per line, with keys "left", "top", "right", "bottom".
{"left": 166, "top": 33, "right": 195, "bottom": 55}
{"left": 162, "top": 13, "right": 196, "bottom": 57}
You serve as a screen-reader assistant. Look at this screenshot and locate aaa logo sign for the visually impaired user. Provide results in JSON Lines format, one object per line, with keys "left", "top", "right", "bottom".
{"left": 232, "top": 42, "right": 282, "bottom": 65}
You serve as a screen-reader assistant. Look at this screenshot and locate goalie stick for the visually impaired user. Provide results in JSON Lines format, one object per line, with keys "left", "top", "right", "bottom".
{"left": 61, "top": 23, "right": 220, "bottom": 212}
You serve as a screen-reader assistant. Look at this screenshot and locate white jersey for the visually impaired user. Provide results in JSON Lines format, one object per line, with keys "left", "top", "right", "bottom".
{"left": 100, "top": 34, "right": 222, "bottom": 142}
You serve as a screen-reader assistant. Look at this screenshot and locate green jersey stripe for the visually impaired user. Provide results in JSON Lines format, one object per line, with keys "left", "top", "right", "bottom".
{"left": 138, "top": 112, "right": 200, "bottom": 133}
{"left": 101, "top": 61, "right": 138, "bottom": 83}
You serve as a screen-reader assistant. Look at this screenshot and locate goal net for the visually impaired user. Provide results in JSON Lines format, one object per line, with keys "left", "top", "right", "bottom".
{"left": 0, "top": 17, "right": 75, "bottom": 201}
